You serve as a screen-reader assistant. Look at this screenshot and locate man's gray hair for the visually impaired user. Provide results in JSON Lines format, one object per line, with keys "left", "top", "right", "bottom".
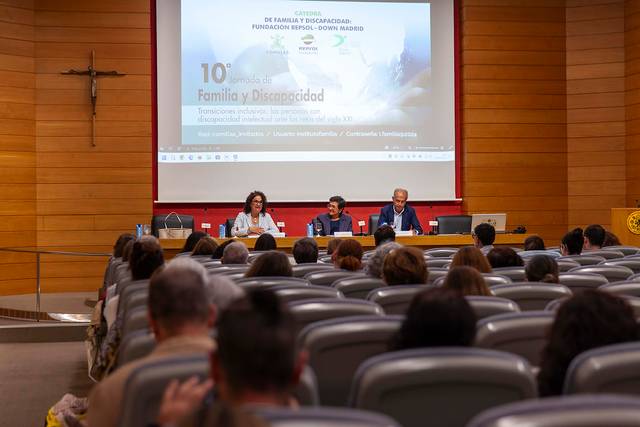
{"left": 165, "top": 256, "right": 207, "bottom": 281}
{"left": 393, "top": 188, "right": 408, "bottom": 198}
{"left": 206, "top": 275, "right": 245, "bottom": 311}
{"left": 222, "top": 241, "right": 249, "bottom": 264}
{"left": 364, "top": 241, "right": 402, "bottom": 279}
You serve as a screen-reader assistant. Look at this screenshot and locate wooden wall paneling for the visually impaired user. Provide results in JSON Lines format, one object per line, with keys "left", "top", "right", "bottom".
{"left": 627, "top": 1, "right": 640, "bottom": 207}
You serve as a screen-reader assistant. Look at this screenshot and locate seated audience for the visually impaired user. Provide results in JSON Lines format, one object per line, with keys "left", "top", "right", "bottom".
{"left": 364, "top": 241, "right": 402, "bottom": 279}
{"left": 443, "top": 265, "right": 491, "bottom": 296}
{"left": 524, "top": 235, "right": 545, "bottom": 251}
{"left": 212, "top": 239, "right": 233, "bottom": 260}
{"left": 112, "top": 239, "right": 135, "bottom": 286}
{"left": 583, "top": 224, "right": 606, "bottom": 251}
{"left": 472, "top": 223, "right": 496, "bottom": 254}
{"left": 245, "top": 251, "right": 293, "bottom": 278}
{"left": 180, "top": 231, "right": 208, "bottom": 255}
{"left": 537, "top": 290, "right": 639, "bottom": 396}
{"left": 525, "top": 255, "right": 559, "bottom": 283}
{"left": 560, "top": 227, "right": 584, "bottom": 255}
{"left": 486, "top": 247, "right": 524, "bottom": 269}
{"left": 191, "top": 236, "right": 218, "bottom": 257}
{"left": 374, "top": 225, "right": 396, "bottom": 247}
{"left": 333, "top": 239, "right": 364, "bottom": 271}
{"left": 88, "top": 258, "right": 216, "bottom": 427}
{"left": 603, "top": 230, "right": 621, "bottom": 247}
{"left": 254, "top": 233, "right": 277, "bottom": 251}
{"left": 390, "top": 287, "right": 476, "bottom": 350}
{"left": 450, "top": 246, "right": 492, "bottom": 273}
{"left": 102, "top": 233, "right": 135, "bottom": 293}
{"left": 156, "top": 289, "right": 305, "bottom": 426}
{"left": 383, "top": 246, "right": 428, "bottom": 285}
{"left": 326, "top": 238, "right": 342, "bottom": 256}
{"left": 292, "top": 237, "right": 319, "bottom": 264}
{"left": 221, "top": 242, "right": 249, "bottom": 264}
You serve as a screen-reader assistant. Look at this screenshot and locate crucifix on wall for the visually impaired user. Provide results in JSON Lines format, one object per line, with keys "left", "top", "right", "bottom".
{"left": 61, "top": 50, "right": 126, "bottom": 147}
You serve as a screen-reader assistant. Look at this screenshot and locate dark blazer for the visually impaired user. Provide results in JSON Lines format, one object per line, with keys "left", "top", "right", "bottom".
{"left": 314, "top": 213, "right": 353, "bottom": 236}
{"left": 377, "top": 204, "right": 423, "bottom": 234}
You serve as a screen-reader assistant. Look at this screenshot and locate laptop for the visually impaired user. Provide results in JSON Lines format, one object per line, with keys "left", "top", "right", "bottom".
{"left": 471, "top": 213, "right": 507, "bottom": 233}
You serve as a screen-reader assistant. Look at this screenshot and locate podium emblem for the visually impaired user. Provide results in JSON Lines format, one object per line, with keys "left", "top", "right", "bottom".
{"left": 627, "top": 211, "right": 640, "bottom": 235}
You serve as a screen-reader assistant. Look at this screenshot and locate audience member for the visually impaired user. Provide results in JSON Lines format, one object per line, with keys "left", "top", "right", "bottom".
{"left": 190, "top": 236, "right": 218, "bottom": 257}
{"left": 603, "top": 230, "right": 621, "bottom": 247}
{"left": 390, "top": 287, "right": 476, "bottom": 350}
{"left": 583, "top": 224, "right": 606, "bottom": 251}
{"left": 486, "top": 247, "right": 524, "bottom": 269}
{"left": 326, "top": 238, "right": 342, "bottom": 256}
{"left": 524, "top": 235, "right": 545, "bottom": 251}
{"left": 212, "top": 240, "right": 233, "bottom": 260}
{"left": 525, "top": 255, "right": 559, "bottom": 283}
{"left": 374, "top": 225, "right": 396, "bottom": 247}
{"left": 450, "top": 246, "right": 492, "bottom": 273}
{"left": 443, "top": 265, "right": 492, "bottom": 296}
{"left": 88, "top": 259, "right": 216, "bottom": 427}
{"left": 364, "top": 241, "right": 402, "bottom": 279}
{"left": 245, "top": 251, "right": 293, "bottom": 278}
{"left": 222, "top": 242, "right": 249, "bottom": 264}
{"left": 102, "top": 233, "right": 135, "bottom": 293}
{"left": 382, "top": 246, "right": 427, "bottom": 285}
{"left": 254, "top": 233, "right": 277, "bottom": 251}
{"left": 472, "top": 223, "right": 496, "bottom": 254}
{"left": 292, "top": 238, "right": 319, "bottom": 264}
{"left": 537, "top": 290, "right": 639, "bottom": 396}
{"left": 560, "top": 228, "right": 583, "bottom": 255}
{"left": 180, "top": 231, "right": 208, "bottom": 254}
{"left": 129, "top": 236, "right": 165, "bottom": 282}
{"left": 334, "top": 239, "right": 363, "bottom": 271}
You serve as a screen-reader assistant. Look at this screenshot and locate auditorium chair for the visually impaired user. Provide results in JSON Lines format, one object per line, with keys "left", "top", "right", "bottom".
{"left": 293, "top": 366, "right": 320, "bottom": 406}
{"left": 368, "top": 214, "right": 380, "bottom": 236}
{"left": 270, "top": 284, "right": 343, "bottom": 303}
{"left": 435, "top": 215, "right": 472, "bottom": 235}
{"left": 318, "top": 254, "right": 333, "bottom": 264}
{"left": 564, "top": 341, "right": 640, "bottom": 395}
{"left": 117, "top": 279, "right": 149, "bottom": 314}
{"left": 558, "top": 272, "right": 609, "bottom": 292}
{"left": 117, "top": 330, "right": 154, "bottom": 368}
{"left": 582, "top": 249, "right": 625, "bottom": 260}
{"left": 247, "top": 250, "right": 270, "bottom": 263}
{"left": 568, "top": 265, "right": 634, "bottom": 282}
{"left": 556, "top": 259, "right": 581, "bottom": 272}
{"left": 629, "top": 272, "right": 640, "bottom": 281}
{"left": 251, "top": 406, "right": 400, "bottom": 427}
{"left": 292, "top": 263, "right": 334, "bottom": 277}
{"left": 467, "top": 394, "right": 640, "bottom": 427}
{"left": 331, "top": 276, "right": 386, "bottom": 299}
{"left": 600, "top": 259, "right": 640, "bottom": 274}
{"left": 121, "top": 291, "right": 148, "bottom": 322}
{"left": 151, "top": 213, "right": 194, "bottom": 238}
{"left": 298, "top": 315, "right": 403, "bottom": 406}
{"left": 303, "top": 270, "right": 366, "bottom": 287}
{"left": 234, "top": 276, "right": 308, "bottom": 291}
{"left": 605, "top": 246, "right": 640, "bottom": 256}
{"left": 466, "top": 296, "right": 520, "bottom": 320}
{"left": 425, "top": 258, "right": 451, "bottom": 269}
{"left": 492, "top": 267, "right": 526, "bottom": 282}
{"left": 288, "top": 298, "right": 384, "bottom": 331}
{"left": 119, "top": 354, "right": 209, "bottom": 427}
{"left": 349, "top": 348, "right": 536, "bottom": 427}
{"left": 121, "top": 306, "right": 150, "bottom": 339}
{"left": 424, "top": 247, "right": 458, "bottom": 258}
{"left": 475, "top": 311, "right": 555, "bottom": 366}
{"left": 114, "top": 263, "right": 132, "bottom": 288}
{"left": 558, "top": 254, "right": 606, "bottom": 266}
{"left": 599, "top": 281, "right": 640, "bottom": 297}
{"left": 620, "top": 295, "right": 640, "bottom": 318}
{"left": 432, "top": 273, "right": 512, "bottom": 288}
{"left": 366, "top": 285, "right": 433, "bottom": 315}
{"left": 544, "top": 298, "right": 567, "bottom": 312}
{"left": 490, "top": 283, "right": 572, "bottom": 311}
{"left": 427, "top": 268, "right": 448, "bottom": 284}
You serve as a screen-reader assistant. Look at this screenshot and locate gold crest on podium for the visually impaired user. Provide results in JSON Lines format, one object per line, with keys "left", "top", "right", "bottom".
{"left": 627, "top": 211, "right": 640, "bottom": 235}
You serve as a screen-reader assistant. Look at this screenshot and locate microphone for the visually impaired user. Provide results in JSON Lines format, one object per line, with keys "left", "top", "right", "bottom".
{"left": 270, "top": 208, "right": 284, "bottom": 232}
{"left": 201, "top": 207, "right": 211, "bottom": 235}
{"left": 346, "top": 210, "right": 365, "bottom": 236}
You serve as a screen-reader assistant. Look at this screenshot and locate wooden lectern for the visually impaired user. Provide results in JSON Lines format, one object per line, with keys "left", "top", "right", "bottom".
{"left": 610, "top": 208, "right": 640, "bottom": 246}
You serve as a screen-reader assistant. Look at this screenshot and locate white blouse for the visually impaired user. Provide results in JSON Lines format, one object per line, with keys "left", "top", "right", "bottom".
{"left": 231, "top": 212, "right": 279, "bottom": 237}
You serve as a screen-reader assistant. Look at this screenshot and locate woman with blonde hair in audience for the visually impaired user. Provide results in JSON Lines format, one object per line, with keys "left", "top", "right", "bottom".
{"left": 190, "top": 236, "right": 218, "bottom": 257}
{"left": 333, "top": 239, "right": 364, "bottom": 271}
{"left": 383, "top": 246, "right": 428, "bottom": 285}
{"left": 442, "top": 265, "right": 492, "bottom": 296}
{"left": 525, "top": 255, "right": 559, "bottom": 283}
{"left": 449, "top": 246, "right": 492, "bottom": 273}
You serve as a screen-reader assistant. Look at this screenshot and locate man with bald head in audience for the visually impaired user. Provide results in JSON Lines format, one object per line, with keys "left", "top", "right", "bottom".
{"left": 222, "top": 241, "right": 249, "bottom": 264}
{"left": 87, "top": 258, "right": 216, "bottom": 427}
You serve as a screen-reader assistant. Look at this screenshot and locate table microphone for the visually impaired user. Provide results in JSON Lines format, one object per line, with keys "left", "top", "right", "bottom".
{"left": 346, "top": 210, "right": 365, "bottom": 236}
{"left": 270, "top": 208, "right": 284, "bottom": 232}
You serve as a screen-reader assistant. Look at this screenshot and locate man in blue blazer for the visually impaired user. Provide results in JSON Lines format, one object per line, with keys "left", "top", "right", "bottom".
{"left": 377, "top": 188, "right": 423, "bottom": 234}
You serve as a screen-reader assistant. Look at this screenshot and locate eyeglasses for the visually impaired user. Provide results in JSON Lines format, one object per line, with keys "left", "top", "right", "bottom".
{"left": 327, "top": 203, "right": 339, "bottom": 209}
{"left": 252, "top": 199, "right": 263, "bottom": 205}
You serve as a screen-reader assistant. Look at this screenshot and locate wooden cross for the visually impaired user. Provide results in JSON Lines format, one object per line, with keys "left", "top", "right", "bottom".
{"left": 61, "top": 50, "right": 126, "bottom": 147}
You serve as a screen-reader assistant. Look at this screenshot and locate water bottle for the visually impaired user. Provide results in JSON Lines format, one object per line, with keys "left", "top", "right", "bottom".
{"left": 218, "top": 223, "right": 226, "bottom": 239}
{"left": 135, "top": 224, "right": 143, "bottom": 238}
{"left": 306, "top": 223, "right": 314, "bottom": 238}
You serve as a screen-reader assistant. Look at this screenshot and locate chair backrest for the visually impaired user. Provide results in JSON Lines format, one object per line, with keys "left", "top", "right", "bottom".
{"left": 114, "top": 264, "right": 132, "bottom": 289}
{"left": 620, "top": 295, "right": 640, "bottom": 318}
{"left": 252, "top": 406, "right": 401, "bottom": 427}
{"left": 366, "top": 285, "right": 433, "bottom": 315}
{"left": 292, "top": 263, "right": 335, "bottom": 277}
{"left": 475, "top": 311, "right": 554, "bottom": 366}
{"left": 482, "top": 273, "right": 513, "bottom": 287}
{"left": 435, "top": 215, "right": 472, "bottom": 234}
{"left": 225, "top": 218, "right": 235, "bottom": 237}
{"left": 117, "top": 279, "right": 149, "bottom": 315}
{"left": 425, "top": 258, "right": 451, "bottom": 269}
{"left": 121, "top": 306, "right": 150, "bottom": 339}
{"left": 270, "top": 284, "right": 343, "bottom": 303}
{"left": 556, "top": 259, "right": 581, "bottom": 272}
{"left": 558, "top": 255, "right": 606, "bottom": 266}
{"left": 119, "top": 355, "right": 208, "bottom": 427}
{"left": 605, "top": 246, "right": 640, "bottom": 256}
{"left": 292, "top": 366, "right": 320, "bottom": 406}
{"left": 118, "top": 330, "right": 155, "bottom": 367}
{"left": 298, "top": 315, "right": 403, "bottom": 406}
{"left": 558, "top": 272, "right": 609, "bottom": 293}
{"left": 601, "top": 259, "right": 640, "bottom": 274}
{"left": 490, "top": 283, "right": 572, "bottom": 311}
{"left": 564, "top": 341, "right": 640, "bottom": 395}
{"left": 318, "top": 254, "right": 333, "bottom": 264}
{"left": 466, "top": 296, "right": 520, "bottom": 320}
{"left": 492, "top": 267, "right": 526, "bottom": 282}
{"left": 304, "top": 270, "right": 365, "bottom": 287}
{"left": 568, "top": 265, "right": 634, "bottom": 282}
{"left": 583, "top": 249, "right": 625, "bottom": 260}
{"left": 599, "top": 281, "right": 640, "bottom": 297}
{"left": 234, "top": 276, "right": 308, "bottom": 292}
{"left": 544, "top": 298, "right": 567, "bottom": 312}
{"left": 629, "top": 272, "right": 640, "bottom": 282}
{"left": 332, "top": 276, "right": 387, "bottom": 299}
{"left": 369, "top": 214, "right": 380, "bottom": 236}
{"left": 427, "top": 268, "right": 448, "bottom": 284}
{"left": 151, "top": 214, "right": 194, "bottom": 237}
{"left": 424, "top": 247, "right": 458, "bottom": 258}
{"left": 349, "top": 347, "right": 536, "bottom": 427}
{"left": 122, "top": 291, "right": 148, "bottom": 321}
{"left": 288, "top": 298, "right": 384, "bottom": 331}
{"left": 467, "top": 394, "right": 640, "bottom": 427}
